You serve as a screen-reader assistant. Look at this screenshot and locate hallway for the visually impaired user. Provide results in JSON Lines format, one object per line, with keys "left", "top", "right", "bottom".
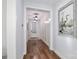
{"left": 2, "top": 0, "right": 77, "bottom": 59}
{"left": 23, "top": 37, "right": 61, "bottom": 59}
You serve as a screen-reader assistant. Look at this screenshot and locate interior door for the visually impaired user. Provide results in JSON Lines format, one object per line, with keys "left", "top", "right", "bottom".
{"left": 28, "top": 18, "right": 40, "bottom": 38}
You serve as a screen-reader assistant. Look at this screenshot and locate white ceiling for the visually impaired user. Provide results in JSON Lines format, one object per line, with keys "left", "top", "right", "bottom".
{"left": 24, "top": 0, "right": 64, "bottom": 6}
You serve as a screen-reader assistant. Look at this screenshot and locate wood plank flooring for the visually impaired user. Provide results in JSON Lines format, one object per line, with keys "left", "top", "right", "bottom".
{"left": 23, "top": 37, "right": 61, "bottom": 59}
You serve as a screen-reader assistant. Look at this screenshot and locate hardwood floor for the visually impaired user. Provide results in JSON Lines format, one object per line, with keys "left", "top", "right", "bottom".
{"left": 23, "top": 37, "right": 61, "bottom": 59}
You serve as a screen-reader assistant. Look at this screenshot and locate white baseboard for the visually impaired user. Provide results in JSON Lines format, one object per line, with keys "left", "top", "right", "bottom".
{"left": 53, "top": 49, "right": 77, "bottom": 59}
{"left": 53, "top": 49, "right": 66, "bottom": 59}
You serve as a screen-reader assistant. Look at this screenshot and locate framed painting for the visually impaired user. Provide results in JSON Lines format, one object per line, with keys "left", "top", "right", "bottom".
{"left": 58, "top": 0, "right": 77, "bottom": 38}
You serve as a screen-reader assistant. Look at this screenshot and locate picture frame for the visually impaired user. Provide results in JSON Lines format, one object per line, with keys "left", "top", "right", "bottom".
{"left": 58, "top": 0, "right": 77, "bottom": 38}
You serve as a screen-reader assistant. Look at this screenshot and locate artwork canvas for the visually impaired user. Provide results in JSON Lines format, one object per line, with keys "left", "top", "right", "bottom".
{"left": 58, "top": 1, "right": 76, "bottom": 37}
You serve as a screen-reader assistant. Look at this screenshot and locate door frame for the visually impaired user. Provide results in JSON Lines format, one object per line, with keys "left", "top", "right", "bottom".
{"left": 24, "top": 5, "right": 53, "bottom": 53}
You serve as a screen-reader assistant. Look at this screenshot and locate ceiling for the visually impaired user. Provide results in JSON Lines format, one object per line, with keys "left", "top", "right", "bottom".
{"left": 24, "top": 0, "right": 64, "bottom": 6}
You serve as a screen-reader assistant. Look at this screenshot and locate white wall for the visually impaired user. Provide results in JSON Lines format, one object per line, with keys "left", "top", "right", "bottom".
{"left": 7, "top": 0, "right": 24, "bottom": 59}
{"left": 2, "top": 0, "right": 7, "bottom": 56}
{"left": 52, "top": 0, "right": 77, "bottom": 59}
{"left": 16, "top": 0, "right": 24, "bottom": 59}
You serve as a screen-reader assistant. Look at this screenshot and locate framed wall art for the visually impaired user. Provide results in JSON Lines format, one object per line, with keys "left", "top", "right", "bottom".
{"left": 58, "top": 0, "right": 77, "bottom": 38}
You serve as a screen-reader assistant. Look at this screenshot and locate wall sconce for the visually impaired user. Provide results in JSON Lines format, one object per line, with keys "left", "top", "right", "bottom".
{"left": 44, "top": 19, "right": 51, "bottom": 23}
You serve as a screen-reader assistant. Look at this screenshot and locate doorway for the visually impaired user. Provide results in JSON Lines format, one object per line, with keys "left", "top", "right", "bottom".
{"left": 25, "top": 7, "right": 51, "bottom": 46}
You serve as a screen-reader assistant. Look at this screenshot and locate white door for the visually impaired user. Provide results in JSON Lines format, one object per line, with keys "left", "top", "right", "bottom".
{"left": 28, "top": 18, "right": 40, "bottom": 38}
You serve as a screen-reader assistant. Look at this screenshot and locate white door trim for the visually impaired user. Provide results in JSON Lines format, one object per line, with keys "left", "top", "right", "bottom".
{"left": 24, "top": 5, "right": 53, "bottom": 53}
